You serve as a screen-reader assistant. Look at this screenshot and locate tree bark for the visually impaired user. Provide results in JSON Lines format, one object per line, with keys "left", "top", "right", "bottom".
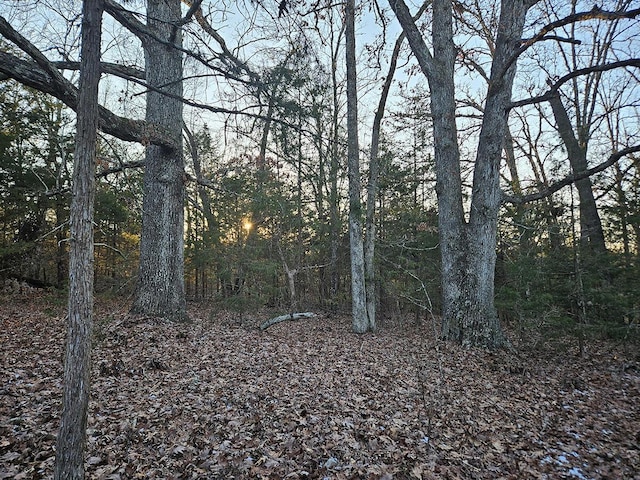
{"left": 548, "top": 92, "right": 607, "bottom": 252}
{"left": 131, "top": 0, "right": 186, "bottom": 320}
{"left": 389, "top": 0, "right": 531, "bottom": 348}
{"left": 345, "top": 0, "right": 371, "bottom": 333}
{"left": 54, "top": 1, "right": 102, "bottom": 478}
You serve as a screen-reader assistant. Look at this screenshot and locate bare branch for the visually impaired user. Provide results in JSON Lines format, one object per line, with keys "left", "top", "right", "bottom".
{"left": 97, "top": 160, "right": 145, "bottom": 177}
{"left": 0, "top": 15, "right": 77, "bottom": 106}
{"left": 180, "top": 0, "right": 205, "bottom": 26}
{"left": 536, "top": 34, "right": 581, "bottom": 45}
{"left": 53, "top": 60, "right": 145, "bottom": 80}
{"left": 103, "top": 0, "right": 154, "bottom": 45}
{"left": 0, "top": 51, "right": 173, "bottom": 147}
{"left": 501, "top": 6, "right": 640, "bottom": 77}
{"left": 104, "top": 0, "right": 262, "bottom": 91}
{"left": 386, "top": 0, "right": 436, "bottom": 79}
{"left": 180, "top": 0, "right": 262, "bottom": 88}
{"left": 510, "top": 59, "right": 640, "bottom": 109}
{"left": 502, "top": 145, "right": 640, "bottom": 205}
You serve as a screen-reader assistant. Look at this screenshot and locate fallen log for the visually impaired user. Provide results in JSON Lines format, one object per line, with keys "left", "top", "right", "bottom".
{"left": 259, "top": 312, "right": 317, "bottom": 331}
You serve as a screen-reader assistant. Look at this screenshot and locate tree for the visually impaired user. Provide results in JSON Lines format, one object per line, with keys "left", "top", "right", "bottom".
{"left": 54, "top": 1, "right": 102, "bottom": 478}
{"left": 387, "top": 0, "right": 533, "bottom": 348}
{"left": 389, "top": 0, "right": 640, "bottom": 347}
{"left": 0, "top": 0, "right": 271, "bottom": 319}
{"left": 539, "top": 0, "right": 632, "bottom": 253}
{"left": 0, "top": 85, "right": 73, "bottom": 285}
{"left": 128, "top": 0, "right": 187, "bottom": 320}
{"left": 345, "top": 0, "right": 372, "bottom": 333}
{"left": 364, "top": 0, "right": 430, "bottom": 333}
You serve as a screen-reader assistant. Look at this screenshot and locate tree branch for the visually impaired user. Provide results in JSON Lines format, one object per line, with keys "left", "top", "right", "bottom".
{"left": 509, "top": 59, "right": 640, "bottom": 109}
{"left": 501, "top": 6, "right": 640, "bottom": 78}
{"left": 97, "top": 160, "right": 145, "bottom": 177}
{"left": 502, "top": 145, "right": 640, "bottom": 205}
{"left": 0, "top": 16, "right": 77, "bottom": 105}
{"left": 104, "top": 0, "right": 262, "bottom": 92}
{"left": 179, "top": 0, "right": 204, "bottom": 26}
{"left": 386, "top": 0, "right": 435, "bottom": 79}
{"left": 53, "top": 60, "right": 145, "bottom": 80}
{"left": 103, "top": 0, "right": 154, "bottom": 46}
{"left": 180, "top": 0, "right": 262, "bottom": 89}
{"left": 0, "top": 51, "right": 174, "bottom": 147}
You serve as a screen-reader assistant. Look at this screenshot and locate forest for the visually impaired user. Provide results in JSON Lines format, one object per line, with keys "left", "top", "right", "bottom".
{"left": 0, "top": 0, "right": 639, "bottom": 478}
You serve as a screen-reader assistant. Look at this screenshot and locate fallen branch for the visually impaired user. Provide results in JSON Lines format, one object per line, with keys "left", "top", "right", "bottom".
{"left": 259, "top": 312, "right": 317, "bottom": 331}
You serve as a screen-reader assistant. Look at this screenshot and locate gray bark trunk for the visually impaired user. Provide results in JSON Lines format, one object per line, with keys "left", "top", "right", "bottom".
{"left": 460, "top": 1, "right": 529, "bottom": 348}
{"left": 54, "top": 1, "right": 102, "bottom": 478}
{"left": 549, "top": 92, "right": 607, "bottom": 253}
{"left": 365, "top": 16, "right": 421, "bottom": 331}
{"left": 345, "top": 0, "right": 371, "bottom": 333}
{"left": 390, "top": 0, "right": 531, "bottom": 348}
{"left": 326, "top": 18, "right": 344, "bottom": 305}
{"left": 131, "top": 0, "right": 186, "bottom": 320}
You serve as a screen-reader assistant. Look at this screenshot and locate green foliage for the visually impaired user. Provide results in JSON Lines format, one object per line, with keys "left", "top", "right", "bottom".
{"left": 184, "top": 133, "right": 306, "bottom": 309}
{"left": 496, "top": 246, "right": 640, "bottom": 348}
{"left": 0, "top": 82, "right": 143, "bottom": 291}
{"left": 93, "top": 184, "right": 142, "bottom": 293}
{"left": 374, "top": 141, "right": 440, "bottom": 320}
{"left": 0, "top": 84, "right": 73, "bottom": 283}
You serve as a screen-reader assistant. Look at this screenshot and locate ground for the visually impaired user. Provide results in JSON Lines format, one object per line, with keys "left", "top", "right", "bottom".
{"left": 0, "top": 292, "right": 638, "bottom": 479}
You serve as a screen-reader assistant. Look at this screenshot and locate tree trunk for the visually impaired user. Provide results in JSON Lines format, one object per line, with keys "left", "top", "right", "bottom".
{"left": 54, "top": 1, "right": 102, "bottom": 478}
{"left": 345, "top": 0, "right": 371, "bottom": 333}
{"left": 549, "top": 92, "right": 607, "bottom": 253}
{"left": 364, "top": 16, "right": 418, "bottom": 332}
{"left": 326, "top": 18, "right": 344, "bottom": 306}
{"left": 390, "top": 0, "right": 530, "bottom": 348}
{"left": 428, "top": 0, "right": 467, "bottom": 344}
{"left": 459, "top": 1, "right": 529, "bottom": 348}
{"left": 131, "top": 0, "right": 186, "bottom": 320}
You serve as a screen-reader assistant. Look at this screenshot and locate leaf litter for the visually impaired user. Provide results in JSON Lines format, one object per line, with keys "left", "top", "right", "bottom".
{"left": 0, "top": 295, "right": 638, "bottom": 479}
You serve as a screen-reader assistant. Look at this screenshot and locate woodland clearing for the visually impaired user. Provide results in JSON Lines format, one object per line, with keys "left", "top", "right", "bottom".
{"left": 1, "top": 292, "right": 638, "bottom": 479}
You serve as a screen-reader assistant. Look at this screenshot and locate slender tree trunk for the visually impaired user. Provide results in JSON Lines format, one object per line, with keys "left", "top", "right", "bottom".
{"left": 613, "top": 163, "right": 631, "bottom": 261}
{"left": 549, "top": 92, "right": 607, "bottom": 253}
{"left": 327, "top": 21, "right": 344, "bottom": 305}
{"left": 54, "top": 1, "right": 102, "bottom": 478}
{"left": 365, "top": 21, "right": 415, "bottom": 331}
{"left": 345, "top": 0, "right": 370, "bottom": 333}
{"left": 504, "top": 126, "right": 532, "bottom": 249}
{"left": 131, "top": 0, "right": 186, "bottom": 320}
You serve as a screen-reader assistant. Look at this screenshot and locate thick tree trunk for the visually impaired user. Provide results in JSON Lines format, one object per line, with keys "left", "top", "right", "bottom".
{"left": 457, "top": 1, "right": 530, "bottom": 348}
{"left": 390, "top": 0, "right": 530, "bottom": 348}
{"left": 131, "top": 0, "right": 186, "bottom": 320}
{"left": 345, "top": 0, "right": 371, "bottom": 333}
{"left": 549, "top": 92, "right": 607, "bottom": 253}
{"left": 54, "top": 1, "right": 102, "bottom": 478}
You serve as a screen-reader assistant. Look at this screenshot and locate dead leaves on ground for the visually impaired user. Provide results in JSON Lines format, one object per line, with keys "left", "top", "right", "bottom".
{"left": 0, "top": 296, "right": 638, "bottom": 479}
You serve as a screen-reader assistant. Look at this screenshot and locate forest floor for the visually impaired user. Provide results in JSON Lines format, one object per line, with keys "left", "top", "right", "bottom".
{"left": 1, "top": 292, "right": 639, "bottom": 480}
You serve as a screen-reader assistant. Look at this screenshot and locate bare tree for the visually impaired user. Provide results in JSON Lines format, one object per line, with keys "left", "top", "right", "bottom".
{"left": 364, "top": 0, "right": 430, "bottom": 333}
{"left": 54, "top": 1, "right": 102, "bottom": 478}
{"left": 129, "top": 0, "right": 187, "bottom": 319}
{"left": 538, "top": 0, "right": 636, "bottom": 253}
{"left": 345, "top": 0, "right": 371, "bottom": 333}
{"left": 389, "top": 0, "right": 640, "bottom": 347}
{"left": 388, "top": 0, "right": 532, "bottom": 348}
